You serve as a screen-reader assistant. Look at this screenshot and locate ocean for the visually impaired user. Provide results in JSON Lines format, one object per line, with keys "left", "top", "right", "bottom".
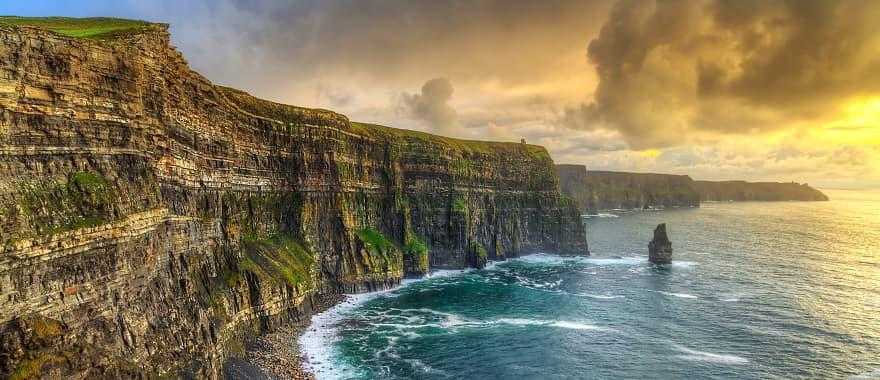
{"left": 300, "top": 189, "right": 880, "bottom": 379}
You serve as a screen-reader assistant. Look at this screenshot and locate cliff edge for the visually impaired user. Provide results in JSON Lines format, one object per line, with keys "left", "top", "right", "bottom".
{"left": 694, "top": 180, "right": 829, "bottom": 202}
{"left": 0, "top": 18, "right": 587, "bottom": 379}
{"left": 556, "top": 164, "right": 700, "bottom": 213}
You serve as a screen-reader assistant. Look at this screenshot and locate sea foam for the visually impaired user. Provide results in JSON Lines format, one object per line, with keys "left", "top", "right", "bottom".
{"left": 656, "top": 291, "right": 699, "bottom": 299}
{"left": 299, "top": 268, "right": 472, "bottom": 379}
{"left": 674, "top": 345, "right": 749, "bottom": 365}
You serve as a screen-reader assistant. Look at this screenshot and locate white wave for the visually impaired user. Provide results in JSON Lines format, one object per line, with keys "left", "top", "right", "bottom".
{"left": 674, "top": 345, "right": 749, "bottom": 365}
{"left": 513, "top": 252, "right": 580, "bottom": 264}
{"left": 577, "top": 293, "right": 625, "bottom": 300}
{"left": 584, "top": 213, "right": 619, "bottom": 218}
{"left": 509, "top": 253, "right": 696, "bottom": 269}
{"left": 550, "top": 321, "right": 607, "bottom": 331}
{"left": 850, "top": 368, "right": 880, "bottom": 379}
{"left": 300, "top": 269, "right": 476, "bottom": 379}
{"left": 495, "top": 318, "right": 545, "bottom": 326}
{"left": 671, "top": 261, "right": 697, "bottom": 268}
{"left": 404, "top": 358, "right": 447, "bottom": 376}
{"left": 299, "top": 292, "right": 382, "bottom": 379}
{"left": 584, "top": 256, "right": 646, "bottom": 266}
{"left": 657, "top": 291, "right": 698, "bottom": 299}
{"left": 494, "top": 318, "right": 610, "bottom": 331}
{"left": 370, "top": 313, "right": 613, "bottom": 333}
{"left": 720, "top": 298, "right": 740, "bottom": 302}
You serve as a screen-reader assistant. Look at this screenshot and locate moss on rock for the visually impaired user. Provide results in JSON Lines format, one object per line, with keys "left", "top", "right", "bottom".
{"left": 240, "top": 234, "right": 316, "bottom": 290}
{"left": 404, "top": 234, "right": 430, "bottom": 276}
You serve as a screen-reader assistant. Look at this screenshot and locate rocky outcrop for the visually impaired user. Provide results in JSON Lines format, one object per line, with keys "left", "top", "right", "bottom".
{"left": 648, "top": 223, "right": 672, "bottom": 264}
{"left": 694, "top": 180, "right": 829, "bottom": 202}
{"left": 0, "top": 21, "right": 587, "bottom": 379}
{"left": 556, "top": 165, "right": 700, "bottom": 213}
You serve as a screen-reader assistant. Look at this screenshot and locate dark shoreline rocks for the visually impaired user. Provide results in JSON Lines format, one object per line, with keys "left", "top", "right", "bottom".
{"left": 648, "top": 223, "right": 673, "bottom": 264}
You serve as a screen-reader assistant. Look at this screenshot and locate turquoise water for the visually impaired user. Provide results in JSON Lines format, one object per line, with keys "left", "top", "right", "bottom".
{"left": 302, "top": 190, "right": 880, "bottom": 379}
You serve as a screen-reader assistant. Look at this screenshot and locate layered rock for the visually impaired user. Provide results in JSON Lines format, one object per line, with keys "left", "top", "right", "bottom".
{"left": 694, "top": 180, "right": 829, "bottom": 202}
{"left": 648, "top": 223, "right": 672, "bottom": 264}
{"left": 556, "top": 165, "right": 700, "bottom": 213}
{"left": 0, "top": 22, "right": 587, "bottom": 379}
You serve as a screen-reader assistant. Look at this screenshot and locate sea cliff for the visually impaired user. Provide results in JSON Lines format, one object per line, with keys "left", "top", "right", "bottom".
{"left": 556, "top": 164, "right": 700, "bottom": 213}
{"left": 694, "top": 180, "right": 829, "bottom": 202}
{"left": 556, "top": 164, "right": 828, "bottom": 213}
{"left": 0, "top": 19, "right": 586, "bottom": 379}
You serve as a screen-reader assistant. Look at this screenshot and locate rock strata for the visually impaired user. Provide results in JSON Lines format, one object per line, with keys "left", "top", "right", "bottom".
{"left": 0, "top": 20, "right": 587, "bottom": 379}
{"left": 648, "top": 223, "right": 673, "bottom": 264}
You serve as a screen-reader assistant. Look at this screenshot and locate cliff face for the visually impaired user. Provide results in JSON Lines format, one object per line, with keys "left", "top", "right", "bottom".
{"left": 556, "top": 165, "right": 700, "bottom": 213}
{"left": 0, "top": 23, "right": 587, "bottom": 379}
{"left": 694, "top": 180, "right": 829, "bottom": 202}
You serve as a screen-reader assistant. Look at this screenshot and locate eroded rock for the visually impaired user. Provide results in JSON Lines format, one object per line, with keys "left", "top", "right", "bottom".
{"left": 648, "top": 223, "right": 673, "bottom": 264}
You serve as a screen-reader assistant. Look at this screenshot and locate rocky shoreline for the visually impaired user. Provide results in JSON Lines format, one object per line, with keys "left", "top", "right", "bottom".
{"left": 224, "top": 293, "right": 344, "bottom": 380}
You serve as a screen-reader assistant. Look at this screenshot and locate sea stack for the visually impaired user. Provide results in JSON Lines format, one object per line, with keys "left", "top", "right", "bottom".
{"left": 649, "top": 223, "right": 673, "bottom": 264}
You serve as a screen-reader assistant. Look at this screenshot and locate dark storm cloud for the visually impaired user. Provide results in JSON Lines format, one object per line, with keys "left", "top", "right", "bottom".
{"left": 569, "top": 0, "right": 880, "bottom": 149}
{"left": 128, "top": 0, "right": 611, "bottom": 107}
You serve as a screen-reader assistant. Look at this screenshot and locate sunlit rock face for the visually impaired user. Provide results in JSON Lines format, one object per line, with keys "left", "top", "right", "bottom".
{"left": 0, "top": 24, "right": 586, "bottom": 378}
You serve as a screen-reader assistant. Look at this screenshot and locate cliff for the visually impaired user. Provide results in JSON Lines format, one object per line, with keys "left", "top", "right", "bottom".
{"left": 694, "top": 180, "right": 829, "bottom": 202}
{"left": 556, "top": 165, "right": 700, "bottom": 213}
{"left": 0, "top": 18, "right": 587, "bottom": 379}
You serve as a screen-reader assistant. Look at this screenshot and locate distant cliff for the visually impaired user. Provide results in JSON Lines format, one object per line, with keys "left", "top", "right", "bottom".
{"left": 694, "top": 181, "right": 829, "bottom": 202}
{"left": 556, "top": 165, "right": 700, "bottom": 213}
{"left": 0, "top": 19, "right": 587, "bottom": 379}
{"left": 556, "top": 165, "right": 829, "bottom": 212}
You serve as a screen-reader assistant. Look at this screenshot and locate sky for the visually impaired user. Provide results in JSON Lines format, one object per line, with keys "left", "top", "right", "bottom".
{"left": 4, "top": 0, "right": 880, "bottom": 189}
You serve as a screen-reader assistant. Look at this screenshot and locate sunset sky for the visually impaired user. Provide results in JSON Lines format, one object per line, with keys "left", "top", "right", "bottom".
{"left": 6, "top": 0, "right": 880, "bottom": 189}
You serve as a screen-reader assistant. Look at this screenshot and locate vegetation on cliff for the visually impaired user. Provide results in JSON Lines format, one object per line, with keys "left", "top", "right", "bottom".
{"left": 356, "top": 228, "right": 404, "bottom": 274}
{"left": 240, "top": 234, "right": 316, "bottom": 290}
{"left": 0, "top": 16, "right": 157, "bottom": 40}
{"left": 2, "top": 171, "right": 116, "bottom": 245}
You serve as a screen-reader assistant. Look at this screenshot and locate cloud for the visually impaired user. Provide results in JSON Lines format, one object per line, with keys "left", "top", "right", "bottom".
{"left": 401, "top": 78, "right": 458, "bottom": 132}
{"left": 568, "top": 0, "right": 880, "bottom": 149}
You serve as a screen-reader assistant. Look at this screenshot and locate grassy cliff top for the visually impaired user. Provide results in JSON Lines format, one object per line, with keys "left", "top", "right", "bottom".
{"left": 217, "top": 85, "right": 551, "bottom": 160}
{"left": 352, "top": 121, "right": 550, "bottom": 159}
{"left": 0, "top": 16, "right": 159, "bottom": 40}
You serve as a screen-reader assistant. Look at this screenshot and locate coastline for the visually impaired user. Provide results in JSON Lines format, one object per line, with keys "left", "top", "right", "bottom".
{"left": 224, "top": 294, "right": 345, "bottom": 380}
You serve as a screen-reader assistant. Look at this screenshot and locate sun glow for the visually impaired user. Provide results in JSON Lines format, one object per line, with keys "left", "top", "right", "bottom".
{"left": 823, "top": 97, "right": 880, "bottom": 145}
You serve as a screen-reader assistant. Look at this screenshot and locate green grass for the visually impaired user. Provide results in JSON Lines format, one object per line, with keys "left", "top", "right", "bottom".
{"left": 0, "top": 16, "right": 156, "bottom": 40}
{"left": 240, "top": 234, "right": 315, "bottom": 289}
{"left": 9, "top": 353, "right": 65, "bottom": 380}
{"left": 470, "top": 242, "right": 488, "bottom": 260}
{"left": 404, "top": 234, "right": 430, "bottom": 273}
{"left": 216, "top": 85, "right": 554, "bottom": 161}
{"left": 452, "top": 196, "right": 468, "bottom": 214}
{"left": 350, "top": 121, "right": 549, "bottom": 157}
{"left": 356, "top": 227, "right": 396, "bottom": 255}
{"left": 355, "top": 227, "right": 403, "bottom": 273}
{"left": 70, "top": 171, "right": 110, "bottom": 193}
